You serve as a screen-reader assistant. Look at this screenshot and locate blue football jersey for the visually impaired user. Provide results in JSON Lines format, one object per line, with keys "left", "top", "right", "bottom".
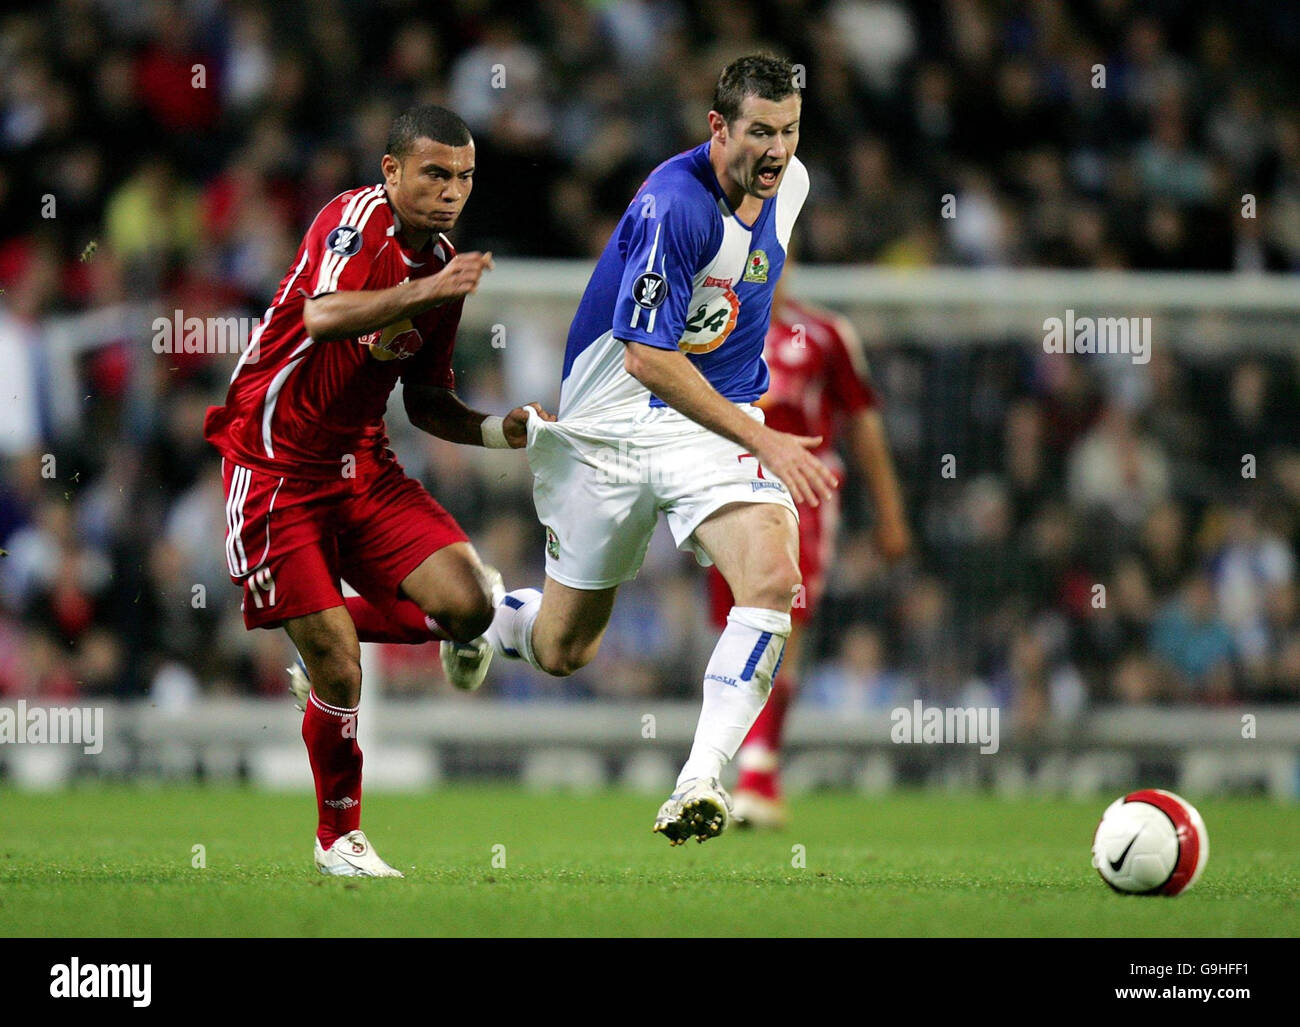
{"left": 558, "top": 142, "right": 809, "bottom": 420}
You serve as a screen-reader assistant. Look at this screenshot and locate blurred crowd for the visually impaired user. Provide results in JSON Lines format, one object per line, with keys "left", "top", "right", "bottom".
{"left": 804, "top": 345, "right": 1300, "bottom": 727}
{"left": 5, "top": 0, "right": 1300, "bottom": 282}
{"left": 1, "top": 0, "right": 1299, "bottom": 725}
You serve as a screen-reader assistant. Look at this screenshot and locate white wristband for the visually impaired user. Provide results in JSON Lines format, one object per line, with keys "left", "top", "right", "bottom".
{"left": 481, "top": 415, "right": 509, "bottom": 448}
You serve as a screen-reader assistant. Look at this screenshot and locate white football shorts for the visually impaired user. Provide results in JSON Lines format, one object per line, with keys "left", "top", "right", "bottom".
{"left": 524, "top": 403, "right": 798, "bottom": 590}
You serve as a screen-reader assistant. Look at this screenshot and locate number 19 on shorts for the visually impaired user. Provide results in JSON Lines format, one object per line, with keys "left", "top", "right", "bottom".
{"left": 246, "top": 566, "right": 277, "bottom": 609}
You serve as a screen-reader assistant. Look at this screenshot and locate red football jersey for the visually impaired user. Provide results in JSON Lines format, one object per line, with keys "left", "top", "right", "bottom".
{"left": 757, "top": 297, "right": 878, "bottom": 467}
{"left": 204, "top": 183, "right": 463, "bottom": 480}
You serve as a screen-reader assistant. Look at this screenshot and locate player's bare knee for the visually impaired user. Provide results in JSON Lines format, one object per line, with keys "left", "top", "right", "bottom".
{"left": 539, "top": 653, "right": 582, "bottom": 677}
{"left": 741, "top": 562, "right": 801, "bottom": 612}
{"left": 416, "top": 576, "right": 495, "bottom": 643}
{"left": 537, "top": 638, "right": 596, "bottom": 677}
{"left": 311, "top": 652, "right": 362, "bottom": 706}
{"left": 449, "top": 599, "right": 495, "bottom": 643}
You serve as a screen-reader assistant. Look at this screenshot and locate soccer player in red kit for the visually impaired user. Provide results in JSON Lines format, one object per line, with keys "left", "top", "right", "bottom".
{"left": 204, "top": 105, "right": 553, "bottom": 876}
{"left": 708, "top": 268, "right": 910, "bottom": 828}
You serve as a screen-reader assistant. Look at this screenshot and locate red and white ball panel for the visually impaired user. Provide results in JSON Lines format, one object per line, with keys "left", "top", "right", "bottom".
{"left": 1091, "top": 789, "right": 1209, "bottom": 896}
{"left": 1093, "top": 799, "right": 1178, "bottom": 893}
{"left": 1123, "top": 789, "right": 1208, "bottom": 895}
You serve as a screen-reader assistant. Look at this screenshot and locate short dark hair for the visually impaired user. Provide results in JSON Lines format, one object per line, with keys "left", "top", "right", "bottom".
{"left": 386, "top": 105, "right": 473, "bottom": 160}
{"left": 712, "top": 53, "right": 800, "bottom": 125}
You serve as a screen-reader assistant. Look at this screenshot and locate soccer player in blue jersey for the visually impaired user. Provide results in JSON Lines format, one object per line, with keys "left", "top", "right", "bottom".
{"left": 443, "top": 53, "right": 838, "bottom": 844}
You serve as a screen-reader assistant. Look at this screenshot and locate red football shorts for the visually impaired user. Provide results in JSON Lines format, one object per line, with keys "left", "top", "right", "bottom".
{"left": 220, "top": 456, "right": 468, "bottom": 630}
{"left": 708, "top": 488, "right": 840, "bottom": 628}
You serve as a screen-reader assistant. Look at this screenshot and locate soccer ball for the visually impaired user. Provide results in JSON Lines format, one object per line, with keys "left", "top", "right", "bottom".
{"left": 1091, "top": 789, "right": 1209, "bottom": 896}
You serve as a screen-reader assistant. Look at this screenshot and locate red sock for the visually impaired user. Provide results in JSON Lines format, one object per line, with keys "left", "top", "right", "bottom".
{"left": 344, "top": 595, "right": 447, "bottom": 644}
{"left": 301, "top": 690, "right": 363, "bottom": 848}
{"left": 737, "top": 671, "right": 795, "bottom": 799}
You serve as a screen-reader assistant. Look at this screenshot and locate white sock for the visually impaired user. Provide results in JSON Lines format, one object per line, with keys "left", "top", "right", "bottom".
{"left": 676, "top": 606, "right": 791, "bottom": 787}
{"left": 485, "top": 587, "right": 543, "bottom": 671}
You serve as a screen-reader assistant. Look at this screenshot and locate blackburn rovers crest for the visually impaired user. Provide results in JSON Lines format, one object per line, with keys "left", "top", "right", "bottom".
{"left": 742, "top": 249, "right": 769, "bottom": 283}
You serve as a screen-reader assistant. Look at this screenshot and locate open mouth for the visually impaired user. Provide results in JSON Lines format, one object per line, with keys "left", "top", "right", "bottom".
{"left": 756, "top": 165, "right": 782, "bottom": 188}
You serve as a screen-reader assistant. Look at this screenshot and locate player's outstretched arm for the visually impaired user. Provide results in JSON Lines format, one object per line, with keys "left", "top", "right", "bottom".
{"left": 302, "top": 252, "right": 494, "bottom": 342}
{"left": 404, "top": 384, "right": 554, "bottom": 448}
{"left": 849, "top": 408, "right": 911, "bottom": 560}
{"left": 621, "top": 340, "right": 838, "bottom": 506}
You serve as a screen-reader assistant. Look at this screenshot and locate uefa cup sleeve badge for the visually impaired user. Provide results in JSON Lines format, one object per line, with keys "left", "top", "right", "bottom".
{"left": 632, "top": 272, "right": 668, "bottom": 309}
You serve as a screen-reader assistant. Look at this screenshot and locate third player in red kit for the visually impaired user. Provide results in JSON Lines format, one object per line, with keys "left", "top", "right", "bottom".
{"left": 709, "top": 269, "right": 910, "bottom": 828}
{"left": 205, "top": 105, "right": 554, "bottom": 876}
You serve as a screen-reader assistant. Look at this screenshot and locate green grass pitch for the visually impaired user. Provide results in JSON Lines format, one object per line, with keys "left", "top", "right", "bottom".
{"left": 3, "top": 786, "right": 1297, "bottom": 937}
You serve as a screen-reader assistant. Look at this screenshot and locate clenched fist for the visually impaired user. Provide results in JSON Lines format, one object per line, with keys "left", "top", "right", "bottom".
{"left": 504, "top": 402, "right": 556, "bottom": 447}
{"left": 424, "top": 251, "right": 495, "bottom": 306}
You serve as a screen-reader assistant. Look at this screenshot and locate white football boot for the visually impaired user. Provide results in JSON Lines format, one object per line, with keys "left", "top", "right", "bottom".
{"left": 732, "top": 791, "right": 788, "bottom": 831}
{"left": 288, "top": 657, "right": 311, "bottom": 711}
{"left": 440, "top": 565, "right": 505, "bottom": 692}
{"left": 314, "top": 830, "right": 404, "bottom": 878}
{"left": 731, "top": 745, "right": 788, "bottom": 829}
{"left": 653, "top": 778, "right": 735, "bottom": 846}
